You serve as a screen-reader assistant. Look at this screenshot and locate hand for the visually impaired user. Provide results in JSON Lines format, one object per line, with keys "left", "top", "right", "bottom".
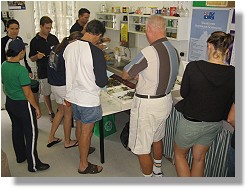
{"left": 134, "top": 75, "right": 139, "bottom": 81}
{"left": 29, "top": 73, "right": 33, "bottom": 79}
{"left": 35, "top": 108, "right": 41, "bottom": 119}
{"left": 97, "top": 43, "right": 107, "bottom": 50}
{"left": 37, "top": 51, "right": 45, "bottom": 59}
{"left": 101, "top": 37, "right": 111, "bottom": 43}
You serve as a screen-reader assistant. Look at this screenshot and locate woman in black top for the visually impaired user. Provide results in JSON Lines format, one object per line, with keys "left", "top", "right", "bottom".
{"left": 1, "top": 19, "right": 32, "bottom": 77}
{"left": 174, "top": 31, "right": 235, "bottom": 176}
{"left": 46, "top": 31, "right": 82, "bottom": 148}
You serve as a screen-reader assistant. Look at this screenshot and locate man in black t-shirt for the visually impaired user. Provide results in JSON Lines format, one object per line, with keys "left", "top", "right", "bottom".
{"left": 29, "top": 16, "right": 59, "bottom": 122}
{"left": 70, "top": 8, "right": 90, "bottom": 34}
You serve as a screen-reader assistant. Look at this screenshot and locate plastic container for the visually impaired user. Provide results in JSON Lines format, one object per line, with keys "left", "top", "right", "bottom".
{"left": 93, "top": 115, "right": 116, "bottom": 138}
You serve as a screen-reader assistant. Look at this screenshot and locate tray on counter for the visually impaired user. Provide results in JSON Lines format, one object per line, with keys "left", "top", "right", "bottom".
{"left": 106, "top": 84, "right": 132, "bottom": 96}
{"left": 112, "top": 89, "right": 135, "bottom": 104}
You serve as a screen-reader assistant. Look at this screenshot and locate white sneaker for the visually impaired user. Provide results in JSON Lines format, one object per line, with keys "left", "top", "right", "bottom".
{"left": 152, "top": 171, "right": 164, "bottom": 177}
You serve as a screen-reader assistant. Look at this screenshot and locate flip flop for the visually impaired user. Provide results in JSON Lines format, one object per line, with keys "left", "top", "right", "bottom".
{"left": 64, "top": 141, "right": 78, "bottom": 149}
{"left": 78, "top": 162, "right": 103, "bottom": 174}
{"left": 47, "top": 138, "right": 62, "bottom": 148}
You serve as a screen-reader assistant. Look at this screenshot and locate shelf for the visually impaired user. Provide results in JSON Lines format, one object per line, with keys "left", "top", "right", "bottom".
{"left": 129, "top": 23, "right": 146, "bottom": 26}
{"left": 128, "top": 14, "right": 190, "bottom": 41}
{"left": 96, "top": 12, "right": 124, "bottom": 30}
{"left": 98, "top": 19, "right": 116, "bottom": 22}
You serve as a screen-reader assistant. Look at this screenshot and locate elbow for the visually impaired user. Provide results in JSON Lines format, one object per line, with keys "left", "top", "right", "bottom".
{"left": 96, "top": 77, "right": 108, "bottom": 88}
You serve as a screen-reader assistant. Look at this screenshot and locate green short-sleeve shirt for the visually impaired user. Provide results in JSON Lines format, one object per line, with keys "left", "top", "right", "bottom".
{"left": 1, "top": 61, "right": 31, "bottom": 100}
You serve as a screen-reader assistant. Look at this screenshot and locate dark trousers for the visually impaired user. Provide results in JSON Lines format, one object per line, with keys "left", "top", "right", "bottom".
{"left": 6, "top": 96, "right": 41, "bottom": 171}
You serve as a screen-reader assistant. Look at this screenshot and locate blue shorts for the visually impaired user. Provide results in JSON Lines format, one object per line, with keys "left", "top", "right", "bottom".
{"left": 71, "top": 103, "right": 102, "bottom": 124}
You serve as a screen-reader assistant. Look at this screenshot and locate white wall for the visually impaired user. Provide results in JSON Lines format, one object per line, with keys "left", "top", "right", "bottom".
{"left": 1, "top": 1, "right": 193, "bottom": 75}
{"left": 1, "top": 1, "right": 36, "bottom": 68}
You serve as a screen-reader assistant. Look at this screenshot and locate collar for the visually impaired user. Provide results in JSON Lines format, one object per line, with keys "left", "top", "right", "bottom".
{"left": 35, "top": 33, "right": 51, "bottom": 40}
{"left": 151, "top": 37, "right": 168, "bottom": 46}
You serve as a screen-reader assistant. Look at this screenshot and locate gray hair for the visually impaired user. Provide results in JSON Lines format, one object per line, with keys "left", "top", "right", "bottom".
{"left": 146, "top": 15, "right": 166, "bottom": 31}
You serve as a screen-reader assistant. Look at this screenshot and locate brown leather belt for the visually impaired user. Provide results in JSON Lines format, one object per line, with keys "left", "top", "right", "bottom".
{"left": 135, "top": 93, "right": 169, "bottom": 99}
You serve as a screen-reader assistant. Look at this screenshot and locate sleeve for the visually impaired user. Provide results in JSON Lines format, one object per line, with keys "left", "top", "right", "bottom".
{"left": 69, "top": 24, "right": 76, "bottom": 34}
{"left": 28, "top": 38, "right": 37, "bottom": 58}
{"left": 23, "top": 54, "right": 32, "bottom": 73}
{"left": 19, "top": 67, "right": 31, "bottom": 87}
{"left": 124, "top": 52, "right": 148, "bottom": 78}
{"left": 180, "top": 62, "right": 191, "bottom": 98}
{"left": 92, "top": 47, "right": 108, "bottom": 88}
{"left": 1, "top": 37, "right": 7, "bottom": 63}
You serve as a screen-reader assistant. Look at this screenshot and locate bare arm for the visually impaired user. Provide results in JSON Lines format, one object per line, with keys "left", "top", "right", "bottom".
{"left": 22, "top": 86, "right": 41, "bottom": 119}
{"left": 227, "top": 103, "right": 235, "bottom": 128}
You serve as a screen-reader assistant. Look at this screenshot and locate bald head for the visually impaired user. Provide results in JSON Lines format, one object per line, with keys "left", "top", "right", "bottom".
{"left": 146, "top": 15, "right": 166, "bottom": 44}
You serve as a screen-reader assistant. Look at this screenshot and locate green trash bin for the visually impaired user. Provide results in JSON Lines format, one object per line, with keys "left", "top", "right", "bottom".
{"left": 93, "top": 114, "right": 116, "bottom": 138}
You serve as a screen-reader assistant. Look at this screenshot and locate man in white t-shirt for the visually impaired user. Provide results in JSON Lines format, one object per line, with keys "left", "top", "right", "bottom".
{"left": 64, "top": 20, "right": 108, "bottom": 174}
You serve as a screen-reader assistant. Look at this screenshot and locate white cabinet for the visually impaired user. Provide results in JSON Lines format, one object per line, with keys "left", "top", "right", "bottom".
{"left": 128, "top": 14, "right": 190, "bottom": 41}
{"left": 96, "top": 12, "right": 124, "bottom": 30}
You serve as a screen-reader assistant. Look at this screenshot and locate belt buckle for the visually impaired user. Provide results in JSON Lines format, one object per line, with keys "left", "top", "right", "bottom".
{"left": 147, "top": 95, "right": 150, "bottom": 99}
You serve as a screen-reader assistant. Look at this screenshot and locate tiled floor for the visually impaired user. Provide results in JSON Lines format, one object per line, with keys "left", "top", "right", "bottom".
{"left": 1, "top": 101, "right": 177, "bottom": 177}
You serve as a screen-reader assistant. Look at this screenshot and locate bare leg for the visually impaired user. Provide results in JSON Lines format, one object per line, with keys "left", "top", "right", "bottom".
{"left": 75, "top": 120, "right": 81, "bottom": 141}
{"left": 48, "top": 104, "right": 63, "bottom": 143}
{"left": 137, "top": 154, "right": 153, "bottom": 175}
{"left": 152, "top": 139, "right": 163, "bottom": 160}
{"left": 78, "top": 121, "right": 102, "bottom": 172}
{"left": 43, "top": 95, "right": 53, "bottom": 114}
{"left": 63, "top": 105, "right": 77, "bottom": 147}
{"left": 191, "top": 144, "right": 209, "bottom": 177}
{"left": 174, "top": 142, "right": 191, "bottom": 176}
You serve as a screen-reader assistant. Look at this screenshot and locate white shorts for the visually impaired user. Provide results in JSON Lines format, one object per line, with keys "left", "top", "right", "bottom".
{"left": 128, "top": 93, "right": 173, "bottom": 155}
{"left": 39, "top": 78, "right": 51, "bottom": 96}
{"left": 51, "top": 85, "right": 66, "bottom": 105}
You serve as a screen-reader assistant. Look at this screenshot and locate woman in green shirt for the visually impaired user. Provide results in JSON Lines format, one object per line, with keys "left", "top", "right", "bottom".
{"left": 1, "top": 39, "right": 50, "bottom": 172}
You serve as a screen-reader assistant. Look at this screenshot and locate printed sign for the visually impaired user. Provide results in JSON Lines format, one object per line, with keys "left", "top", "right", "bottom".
{"left": 188, "top": 8, "right": 231, "bottom": 62}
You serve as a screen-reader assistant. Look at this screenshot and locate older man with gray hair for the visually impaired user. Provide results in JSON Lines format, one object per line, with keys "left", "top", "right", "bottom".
{"left": 122, "top": 15, "right": 179, "bottom": 177}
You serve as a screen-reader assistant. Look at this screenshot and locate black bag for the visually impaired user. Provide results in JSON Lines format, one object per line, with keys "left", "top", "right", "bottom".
{"left": 30, "top": 79, "right": 39, "bottom": 93}
{"left": 120, "top": 122, "right": 131, "bottom": 151}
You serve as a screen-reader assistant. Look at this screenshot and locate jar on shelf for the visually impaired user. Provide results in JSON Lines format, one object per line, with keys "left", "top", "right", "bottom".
{"left": 172, "top": 20, "right": 178, "bottom": 28}
{"left": 171, "top": 29, "right": 177, "bottom": 38}
{"left": 115, "top": 6, "right": 121, "bottom": 13}
{"left": 122, "top": 7, "right": 127, "bottom": 13}
{"left": 168, "top": 19, "right": 173, "bottom": 27}
{"left": 166, "top": 29, "right": 172, "bottom": 37}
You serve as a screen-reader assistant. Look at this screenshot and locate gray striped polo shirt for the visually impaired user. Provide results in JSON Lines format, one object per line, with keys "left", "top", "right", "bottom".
{"left": 124, "top": 38, "right": 179, "bottom": 95}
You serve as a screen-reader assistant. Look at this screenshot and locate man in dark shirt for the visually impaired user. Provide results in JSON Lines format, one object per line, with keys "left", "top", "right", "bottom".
{"left": 29, "top": 16, "right": 59, "bottom": 122}
{"left": 70, "top": 8, "right": 90, "bottom": 34}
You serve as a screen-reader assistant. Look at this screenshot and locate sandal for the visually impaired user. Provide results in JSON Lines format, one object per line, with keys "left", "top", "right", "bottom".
{"left": 78, "top": 162, "right": 103, "bottom": 174}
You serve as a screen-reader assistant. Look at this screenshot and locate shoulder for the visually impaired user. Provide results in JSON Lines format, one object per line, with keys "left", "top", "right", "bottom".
{"left": 30, "top": 34, "right": 39, "bottom": 43}
{"left": 48, "top": 34, "right": 59, "bottom": 41}
{"left": 1, "top": 35, "right": 8, "bottom": 41}
{"left": 16, "top": 36, "right": 23, "bottom": 40}
{"left": 90, "top": 43, "right": 104, "bottom": 55}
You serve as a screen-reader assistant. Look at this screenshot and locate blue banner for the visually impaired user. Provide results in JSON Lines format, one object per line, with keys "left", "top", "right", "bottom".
{"left": 188, "top": 8, "right": 231, "bottom": 62}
